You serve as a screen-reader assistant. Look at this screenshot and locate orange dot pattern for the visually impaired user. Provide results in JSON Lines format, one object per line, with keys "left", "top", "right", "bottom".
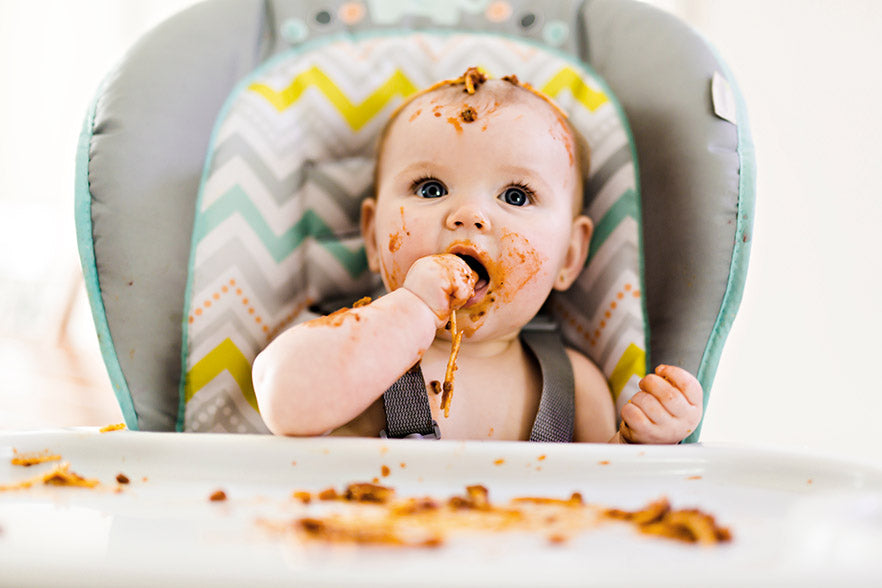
{"left": 188, "top": 277, "right": 316, "bottom": 345}
{"left": 188, "top": 278, "right": 268, "bottom": 335}
{"left": 554, "top": 283, "right": 640, "bottom": 349}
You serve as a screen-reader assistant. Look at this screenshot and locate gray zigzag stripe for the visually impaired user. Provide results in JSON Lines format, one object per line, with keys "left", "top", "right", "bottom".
{"left": 211, "top": 134, "right": 369, "bottom": 219}
{"left": 211, "top": 135, "right": 309, "bottom": 204}
{"left": 564, "top": 241, "right": 639, "bottom": 317}
{"left": 585, "top": 145, "right": 633, "bottom": 209}
{"left": 195, "top": 239, "right": 307, "bottom": 315}
{"left": 194, "top": 237, "right": 373, "bottom": 316}
{"left": 188, "top": 310, "right": 262, "bottom": 359}
{"left": 186, "top": 388, "right": 266, "bottom": 433}
{"left": 308, "top": 165, "right": 373, "bottom": 222}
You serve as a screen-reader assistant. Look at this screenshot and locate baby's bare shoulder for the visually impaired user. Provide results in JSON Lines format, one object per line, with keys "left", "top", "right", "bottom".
{"left": 565, "top": 348, "right": 616, "bottom": 442}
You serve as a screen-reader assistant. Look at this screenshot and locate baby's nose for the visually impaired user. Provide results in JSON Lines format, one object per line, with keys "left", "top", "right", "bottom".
{"left": 446, "top": 201, "right": 491, "bottom": 231}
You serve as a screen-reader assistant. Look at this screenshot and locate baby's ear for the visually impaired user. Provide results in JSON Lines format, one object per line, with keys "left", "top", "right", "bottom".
{"left": 360, "top": 198, "right": 381, "bottom": 273}
{"left": 554, "top": 215, "right": 593, "bottom": 291}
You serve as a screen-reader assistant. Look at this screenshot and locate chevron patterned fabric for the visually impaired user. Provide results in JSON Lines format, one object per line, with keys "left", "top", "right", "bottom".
{"left": 182, "top": 33, "right": 645, "bottom": 433}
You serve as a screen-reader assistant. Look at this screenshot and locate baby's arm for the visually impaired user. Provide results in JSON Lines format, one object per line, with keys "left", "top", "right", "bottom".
{"left": 253, "top": 254, "right": 476, "bottom": 436}
{"left": 570, "top": 349, "right": 618, "bottom": 442}
{"left": 611, "top": 365, "right": 703, "bottom": 444}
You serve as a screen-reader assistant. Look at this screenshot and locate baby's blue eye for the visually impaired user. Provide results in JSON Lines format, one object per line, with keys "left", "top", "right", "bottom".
{"left": 500, "top": 186, "right": 529, "bottom": 206}
{"left": 417, "top": 179, "right": 447, "bottom": 199}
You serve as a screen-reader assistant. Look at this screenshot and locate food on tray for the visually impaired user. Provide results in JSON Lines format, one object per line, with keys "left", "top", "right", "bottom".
{"left": 603, "top": 497, "right": 732, "bottom": 545}
{"left": 271, "top": 483, "right": 731, "bottom": 549}
{"left": 209, "top": 489, "right": 228, "bottom": 502}
{"left": 10, "top": 449, "right": 61, "bottom": 467}
{"left": 0, "top": 462, "right": 100, "bottom": 491}
{"left": 99, "top": 423, "right": 126, "bottom": 433}
{"left": 344, "top": 482, "right": 395, "bottom": 504}
{"left": 116, "top": 473, "right": 130, "bottom": 484}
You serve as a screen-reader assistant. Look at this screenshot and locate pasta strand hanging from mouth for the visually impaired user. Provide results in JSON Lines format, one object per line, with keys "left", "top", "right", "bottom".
{"left": 441, "top": 311, "right": 463, "bottom": 418}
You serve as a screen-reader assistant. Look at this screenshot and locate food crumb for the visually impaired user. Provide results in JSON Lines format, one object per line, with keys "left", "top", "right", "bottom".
{"left": 116, "top": 473, "right": 130, "bottom": 484}
{"left": 537, "top": 454, "right": 546, "bottom": 461}
{"left": 318, "top": 487, "right": 339, "bottom": 501}
{"left": 429, "top": 380, "right": 442, "bottom": 395}
{"left": 399, "top": 462, "right": 407, "bottom": 469}
{"left": 209, "top": 489, "right": 227, "bottom": 502}
{"left": 99, "top": 423, "right": 126, "bottom": 433}
{"left": 381, "top": 465, "right": 391, "bottom": 477}
{"left": 687, "top": 475, "right": 702, "bottom": 481}
{"left": 598, "top": 460, "right": 610, "bottom": 466}
{"left": 352, "top": 296, "right": 372, "bottom": 308}
{"left": 292, "top": 491, "right": 312, "bottom": 504}
{"left": 11, "top": 449, "right": 61, "bottom": 467}
{"left": 493, "top": 458, "right": 505, "bottom": 466}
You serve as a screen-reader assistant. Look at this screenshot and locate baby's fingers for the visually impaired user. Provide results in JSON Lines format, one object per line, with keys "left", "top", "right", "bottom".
{"left": 654, "top": 365, "right": 703, "bottom": 407}
{"left": 620, "top": 399, "right": 669, "bottom": 444}
{"left": 638, "top": 373, "right": 693, "bottom": 421}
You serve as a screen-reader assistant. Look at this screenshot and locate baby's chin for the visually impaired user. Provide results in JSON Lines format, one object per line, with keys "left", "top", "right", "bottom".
{"left": 443, "top": 307, "right": 539, "bottom": 344}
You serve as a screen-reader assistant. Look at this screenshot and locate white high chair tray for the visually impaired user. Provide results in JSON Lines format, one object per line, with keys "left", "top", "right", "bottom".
{"left": 1, "top": 429, "right": 881, "bottom": 587}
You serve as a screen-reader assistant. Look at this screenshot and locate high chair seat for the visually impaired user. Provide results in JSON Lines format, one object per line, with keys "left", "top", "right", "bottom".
{"left": 76, "top": 0, "right": 754, "bottom": 441}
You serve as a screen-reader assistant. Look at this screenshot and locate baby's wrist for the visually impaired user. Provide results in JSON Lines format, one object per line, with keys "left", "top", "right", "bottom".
{"left": 393, "top": 287, "right": 448, "bottom": 331}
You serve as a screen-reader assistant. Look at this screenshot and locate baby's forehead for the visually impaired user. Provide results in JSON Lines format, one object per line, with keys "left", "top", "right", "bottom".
{"left": 402, "top": 79, "right": 559, "bottom": 120}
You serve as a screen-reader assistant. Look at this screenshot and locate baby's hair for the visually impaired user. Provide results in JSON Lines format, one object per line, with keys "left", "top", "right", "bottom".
{"left": 373, "top": 67, "right": 591, "bottom": 213}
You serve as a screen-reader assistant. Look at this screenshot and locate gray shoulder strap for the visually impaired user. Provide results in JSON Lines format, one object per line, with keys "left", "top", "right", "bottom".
{"left": 522, "top": 320, "right": 575, "bottom": 443}
{"left": 380, "top": 320, "right": 574, "bottom": 441}
{"left": 381, "top": 365, "right": 440, "bottom": 439}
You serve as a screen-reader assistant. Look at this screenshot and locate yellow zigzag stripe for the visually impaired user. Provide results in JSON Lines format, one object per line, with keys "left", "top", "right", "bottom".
{"left": 541, "top": 67, "right": 609, "bottom": 112}
{"left": 249, "top": 66, "right": 418, "bottom": 131}
{"left": 185, "top": 338, "right": 259, "bottom": 413}
{"left": 609, "top": 343, "right": 646, "bottom": 401}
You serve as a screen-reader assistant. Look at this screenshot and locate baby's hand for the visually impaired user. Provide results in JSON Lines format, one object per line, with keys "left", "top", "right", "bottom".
{"left": 619, "top": 365, "right": 703, "bottom": 444}
{"left": 403, "top": 254, "right": 478, "bottom": 326}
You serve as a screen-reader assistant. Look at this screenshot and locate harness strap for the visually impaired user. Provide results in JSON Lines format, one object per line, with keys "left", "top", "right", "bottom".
{"left": 381, "top": 318, "right": 574, "bottom": 441}
{"left": 380, "top": 364, "right": 440, "bottom": 439}
{"left": 521, "top": 322, "right": 575, "bottom": 442}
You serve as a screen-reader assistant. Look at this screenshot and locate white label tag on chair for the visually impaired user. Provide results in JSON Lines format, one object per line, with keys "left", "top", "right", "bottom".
{"left": 711, "top": 71, "right": 738, "bottom": 125}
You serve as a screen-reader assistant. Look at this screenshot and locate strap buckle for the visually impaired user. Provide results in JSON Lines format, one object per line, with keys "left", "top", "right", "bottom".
{"left": 379, "top": 419, "right": 441, "bottom": 440}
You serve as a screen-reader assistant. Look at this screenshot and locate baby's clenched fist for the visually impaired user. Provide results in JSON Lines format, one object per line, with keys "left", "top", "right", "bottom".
{"left": 402, "top": 254, "right": 478, "bottom": 328}
{"left": 619, "top": 365, "right": 703, "bottom": 444}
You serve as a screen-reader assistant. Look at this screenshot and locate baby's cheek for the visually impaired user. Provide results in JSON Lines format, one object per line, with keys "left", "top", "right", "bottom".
{"left": 494, "top": 230, "right": 549, "bottom": 302}
{"left": 379, "top": 207, "right": 413, "bottom": 291}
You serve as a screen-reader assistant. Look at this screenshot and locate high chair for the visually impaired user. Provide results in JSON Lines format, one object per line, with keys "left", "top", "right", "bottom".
{"left": 76, "top": 0, "right": 754, "bottom": 441}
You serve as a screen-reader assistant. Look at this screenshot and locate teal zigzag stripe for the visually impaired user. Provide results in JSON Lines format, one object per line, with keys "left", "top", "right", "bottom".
{"left": 587, "top": 188, "right": 638, "bottom": 264}
{"left": 196, "top": 184, "right": 367, "bottom": 277}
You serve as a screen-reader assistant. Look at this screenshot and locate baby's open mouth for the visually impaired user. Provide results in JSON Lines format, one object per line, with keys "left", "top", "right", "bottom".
{"left": 455, "top": 254, "right": 490, "bottom": 291}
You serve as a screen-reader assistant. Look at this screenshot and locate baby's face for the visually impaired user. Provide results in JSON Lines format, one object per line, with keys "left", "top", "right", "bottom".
{"left": 365, "top": 82, "right": 589, "bottom": 341}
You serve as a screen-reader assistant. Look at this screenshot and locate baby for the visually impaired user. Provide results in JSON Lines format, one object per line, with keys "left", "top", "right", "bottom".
{"left": 252, "top": 69, "right": 702, "bottom": 443}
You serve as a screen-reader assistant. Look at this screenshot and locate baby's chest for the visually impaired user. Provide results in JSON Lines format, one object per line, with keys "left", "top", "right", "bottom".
{"left": 420, "top": 352, "right": 541, "bottom": 441}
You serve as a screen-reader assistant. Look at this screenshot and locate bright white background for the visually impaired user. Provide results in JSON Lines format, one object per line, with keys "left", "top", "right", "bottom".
{"left": 0, "top": 0, "right": 880, "bottom": 463}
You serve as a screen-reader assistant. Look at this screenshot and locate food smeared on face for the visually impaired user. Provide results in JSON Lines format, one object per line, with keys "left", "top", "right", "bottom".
{"left": 371, "top": 66, "right": 586, "bottom": 346}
